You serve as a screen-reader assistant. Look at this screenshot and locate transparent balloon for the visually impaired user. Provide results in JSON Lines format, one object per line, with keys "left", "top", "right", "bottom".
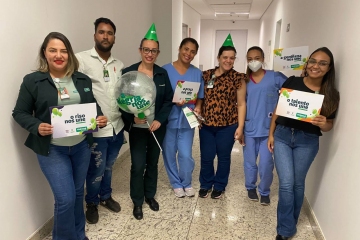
{"left": 115, "top": 71, "right": 156, "bottom": 117}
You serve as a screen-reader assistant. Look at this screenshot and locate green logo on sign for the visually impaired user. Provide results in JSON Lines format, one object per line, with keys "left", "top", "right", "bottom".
{"left": 76, "top": 127, "right": 88, "bottom": 132}
{"left": 296, "top": 113, "right": 307, "bottom": 118}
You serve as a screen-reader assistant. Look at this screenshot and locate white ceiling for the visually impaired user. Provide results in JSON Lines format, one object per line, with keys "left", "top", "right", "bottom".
{"left": 184, "top": 0, "right": 273, "bottom": 21}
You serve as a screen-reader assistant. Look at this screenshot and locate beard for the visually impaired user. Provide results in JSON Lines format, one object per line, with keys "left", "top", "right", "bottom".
{"left": 95, "top": 41, "right": 114, "bottom": 53}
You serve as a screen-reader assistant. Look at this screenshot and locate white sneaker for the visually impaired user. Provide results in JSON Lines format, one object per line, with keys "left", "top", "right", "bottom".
{"left": 185, "top": 187, "right": 195, "bottom": 197}
{"left": 174, "top": 188, "right": 185, "bottom": 198}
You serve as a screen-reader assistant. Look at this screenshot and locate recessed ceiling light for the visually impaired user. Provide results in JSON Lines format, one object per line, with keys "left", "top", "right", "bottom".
{"left": 215, "top": 12, "right": 249, "bottom": 16}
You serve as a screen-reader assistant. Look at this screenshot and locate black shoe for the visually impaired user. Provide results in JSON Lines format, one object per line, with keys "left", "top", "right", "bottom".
{"left": 276, "top": 234, "right": 290, "bottom": 240}
{"left": 260, "top": 195, "right": 270, "bottom": 206}
{"left": 145, "top": 198, "right": 159, "bottom": 211}
{"left": 86, "top": 203, "right": 99, "bottom": 224}
{"left": 100, "top": 196, "right": 121, "bottom": 212}
{"left": 198, "top": 188, "right": 211, "bottom": 198}
{"left": 133, "top": 206, "right": 143, "bottom": 220}
{"left": 247, "top": 189, "right": 259, "bottom": 201}
{"left": 211, "top": 189, "right": 224, "bottom": 199}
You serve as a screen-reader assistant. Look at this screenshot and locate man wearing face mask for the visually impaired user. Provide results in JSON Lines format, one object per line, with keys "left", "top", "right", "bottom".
{"left": 76, "top": 17, "right": 125, "bottom": 224}
{"left": 243, "top": 46, "right": 287, "bottom": 206}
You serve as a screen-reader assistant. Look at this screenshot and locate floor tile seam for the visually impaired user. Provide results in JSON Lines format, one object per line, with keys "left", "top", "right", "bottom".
{"left": 185, "top": 194, "right": 201, "bottom": 240}
{"left": 108, "top": 213, "right": 133, "bottom": 237}
{"left": 118, "top": 216, "right": 193, "bottom": 238}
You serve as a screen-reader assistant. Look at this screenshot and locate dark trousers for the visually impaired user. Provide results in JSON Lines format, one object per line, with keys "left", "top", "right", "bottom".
{"left": 129, "top": 126, "right": 166, "bottom": 206}
{"left": 199, "top": 124, "right": 238, "bottom": 191}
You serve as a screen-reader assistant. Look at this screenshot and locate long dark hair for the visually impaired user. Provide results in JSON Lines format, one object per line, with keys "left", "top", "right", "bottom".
{"left": 246, "top": 46, "right": 264, "bottom": 83}
{"left": 307, "top": 47, "right": 339, "bottom": 117}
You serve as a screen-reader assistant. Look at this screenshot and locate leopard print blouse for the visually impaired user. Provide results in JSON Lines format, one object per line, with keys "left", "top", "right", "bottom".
{"left": 202, "top": 67, "right": 246, "bottom": 127}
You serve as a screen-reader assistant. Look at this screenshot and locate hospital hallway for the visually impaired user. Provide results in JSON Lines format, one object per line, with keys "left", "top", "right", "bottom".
{"left": 41, "top": 130, "right": 321, "bottom": 240}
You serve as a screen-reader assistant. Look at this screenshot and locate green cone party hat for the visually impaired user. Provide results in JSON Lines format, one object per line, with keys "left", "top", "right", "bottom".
{"left": 222, "top": 33, "right": 234, "bottom": 47}
{"left": 144, "top": 23, "right": 158, "bottom": 41}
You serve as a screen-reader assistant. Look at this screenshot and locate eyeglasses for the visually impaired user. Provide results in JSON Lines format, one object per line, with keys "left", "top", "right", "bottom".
{"left": 140, "top": 47, "right": 159, "bottom": 55}
{"left": 307, "top": 59, "right": 329, "bottom": 68}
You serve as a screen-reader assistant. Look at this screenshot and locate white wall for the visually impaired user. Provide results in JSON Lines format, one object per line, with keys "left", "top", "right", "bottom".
{"left": 259, "top": 1, "right": 359, "bottom": 239}
{"left": 0, "top": 0, "right": 153, "bottom": 239}
{"left": 172, "top": 0, "right": 184, "bottom": 62}
{"left": 152, "top": 0, "right": 173, "bottom": 66}
{"left": 200, "top": 19, "right": 260, "bottom": 71}
{"left": 182, "top": 2, "right": 201, "bottom": 67}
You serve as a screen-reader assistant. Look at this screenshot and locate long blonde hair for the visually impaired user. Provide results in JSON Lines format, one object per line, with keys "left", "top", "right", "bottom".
{"left": 37, "top": 32, "right": 78, "bottom": 76}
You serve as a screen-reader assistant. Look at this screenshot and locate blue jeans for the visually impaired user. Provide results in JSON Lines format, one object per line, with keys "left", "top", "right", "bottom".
{"left": 37, "top": 140, "right": 91, "bottom": 240}
{"left": 243, "top": 136, "right": 274, "bottom": 196}
{"left": 162, "top": 127, "right": 195, "bottom": 189}
{"left": 274, "top": 125, "right": 319, "bottom": 237}
{"left": 199, "top": 124, "right": 237, "bottom": 191}
{"left": 86, "top": 130, "right": 124, "bottom": 204}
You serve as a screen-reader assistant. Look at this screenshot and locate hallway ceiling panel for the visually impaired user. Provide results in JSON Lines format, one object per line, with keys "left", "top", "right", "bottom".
{"left": 184, "top": 0, "right": 273, "bottom": 21}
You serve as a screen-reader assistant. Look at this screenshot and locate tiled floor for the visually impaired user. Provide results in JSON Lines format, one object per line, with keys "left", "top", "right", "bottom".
{"left": 43, "top": 130, "right": 317, "bottom": 240}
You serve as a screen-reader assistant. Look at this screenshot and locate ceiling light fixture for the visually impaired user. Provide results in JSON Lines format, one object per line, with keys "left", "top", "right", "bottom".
{"left": 215, "top": 12, "right": 249, "bottom": 17}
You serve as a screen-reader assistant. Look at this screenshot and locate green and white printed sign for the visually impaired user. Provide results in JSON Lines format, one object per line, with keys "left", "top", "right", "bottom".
{"left": 50, "top": 103, "right": 98, "bottom": 138}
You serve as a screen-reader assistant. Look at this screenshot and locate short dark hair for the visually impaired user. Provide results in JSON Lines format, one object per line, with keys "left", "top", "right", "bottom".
{"left": 217, "top": 46, "right": 237, "bottom": 58}
{"left": 139, "top": 38, "right": 160, "bottom": 49}
{"left": 94, "top": 17, "right": 116, "bottom": 34}
{"left": 179, "top": 38, "right": 199, "bottom": 52}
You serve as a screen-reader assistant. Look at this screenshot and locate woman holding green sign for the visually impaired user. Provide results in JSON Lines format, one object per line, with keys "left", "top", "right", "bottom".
{"left": 12, "top": 32, "right": 106, "bottom": 240}
{"left": 121, "top": 24, "right": 173, "bottom": 220}
{"left": 267, "top": 47, "right": 340, "bottom": 240}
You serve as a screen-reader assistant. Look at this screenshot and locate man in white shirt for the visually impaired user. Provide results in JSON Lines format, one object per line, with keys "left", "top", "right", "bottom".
{"left": 76, "top": 17, "right": 124, "bottom": 224}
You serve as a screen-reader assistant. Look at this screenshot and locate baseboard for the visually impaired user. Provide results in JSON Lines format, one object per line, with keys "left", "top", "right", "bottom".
{"left": 27, "top": 217, "right": 53, "bottom": 240}
{"left": 303, "top": 197, "right": 326, "bottom": 240}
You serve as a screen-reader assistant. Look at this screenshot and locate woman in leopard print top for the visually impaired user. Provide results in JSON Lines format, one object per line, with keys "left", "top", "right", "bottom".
{"left": 198, "top": 45, "right": 247, "bottom": 199}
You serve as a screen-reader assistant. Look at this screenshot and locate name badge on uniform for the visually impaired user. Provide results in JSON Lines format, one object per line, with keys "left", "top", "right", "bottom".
{"left": 103, "top": 69, "right": 110, "bottom": 82}
{"left": 58, "top": 87, "right": 70, "bottom": 100}
{"left": 207, "top": 74, "right": 215, "bottom": 89}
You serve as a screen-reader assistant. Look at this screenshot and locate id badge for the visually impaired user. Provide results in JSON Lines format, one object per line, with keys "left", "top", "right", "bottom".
{"left": 58, "top": 87, "right": 70, "bottom": 99}
{"left": 103, "top": 69, "right": 110, "bottom": 82}
{"left": 207, "top": 74, "right": 215, "bottom": 88}
{"left": 207, "top": 80, "right": 214, "bottom": 89}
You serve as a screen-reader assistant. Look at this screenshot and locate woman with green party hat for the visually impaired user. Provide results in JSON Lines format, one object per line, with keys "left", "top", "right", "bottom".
{"left": 121, "top": 23, "right": 174, "bottom": 220}
{"left": 198, "top": 33, "right": 247, "bottom": 199}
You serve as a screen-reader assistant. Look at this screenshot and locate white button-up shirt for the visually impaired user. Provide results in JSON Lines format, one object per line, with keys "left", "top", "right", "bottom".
{"left": 76, "top": 47, "right": 124, "bottom": 137}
